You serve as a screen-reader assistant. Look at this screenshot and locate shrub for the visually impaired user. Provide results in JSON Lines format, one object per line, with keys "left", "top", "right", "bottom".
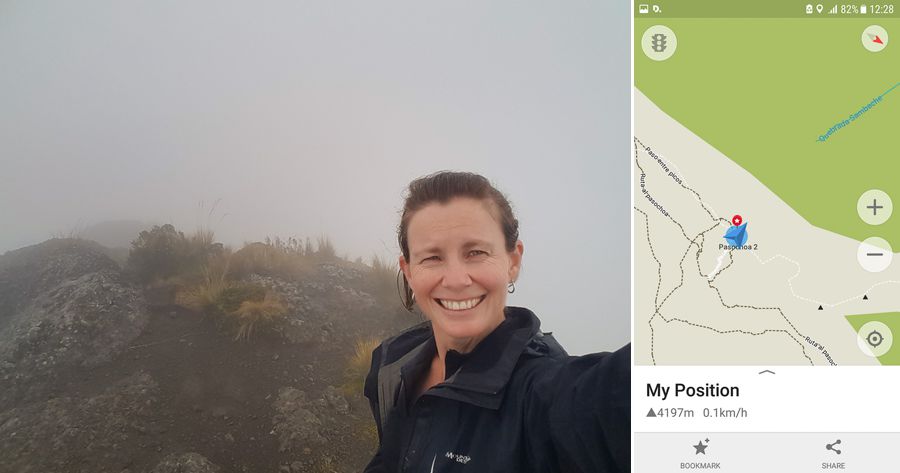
{"left": 126, "top": 224, "right": 222, "bottom": 283}
{"left": 126, "top": 224, "right": 188, "bottom": 283}
{"left": 231, "top": 290, "right": 288, "bottom": 341}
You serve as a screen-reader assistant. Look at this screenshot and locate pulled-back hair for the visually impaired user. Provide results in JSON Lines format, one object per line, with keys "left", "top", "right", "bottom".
{"left": 397, "top": 171, "right": 519, "bottom": 311}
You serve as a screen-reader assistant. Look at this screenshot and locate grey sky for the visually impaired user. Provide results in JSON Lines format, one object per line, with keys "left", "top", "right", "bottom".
{"left": 0, "top": 0, "right": 629, "bottom": 354}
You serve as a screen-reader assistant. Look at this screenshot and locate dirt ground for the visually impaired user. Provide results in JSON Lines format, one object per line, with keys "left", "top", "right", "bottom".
{"left": 38, "top": 303, "right": 380, "bottom": 473}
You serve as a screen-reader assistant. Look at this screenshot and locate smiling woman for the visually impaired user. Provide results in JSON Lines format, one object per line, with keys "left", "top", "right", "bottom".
{"left": 402, "top": 196, "right": 522, "bottom": 357}
{"left": 363, "top": 171, "right": 630, "bottom": 473}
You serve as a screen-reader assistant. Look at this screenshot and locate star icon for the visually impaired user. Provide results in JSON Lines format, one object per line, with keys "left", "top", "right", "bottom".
{"left": 693, "top": 440, "right": 708, "bottom": 455}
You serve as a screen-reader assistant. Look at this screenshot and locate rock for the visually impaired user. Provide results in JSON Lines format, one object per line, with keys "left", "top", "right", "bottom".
{"left": 0, "top": 372, "right": 158, "bottom": 473}
{"left": 0, "top": 239, "right": 148, "bottom": 410}
{"left": 271, "top": 387, "right": 326, "bottom": 452}
{"left": 322, "top": 386, "right": 350, "bottom": 415}
{"left": 148, "top": 452, "right": 221, "bottom": 473}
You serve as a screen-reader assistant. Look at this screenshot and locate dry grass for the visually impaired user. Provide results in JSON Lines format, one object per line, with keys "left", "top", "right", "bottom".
{"left": 175, "top": 253, "right": 232, "bottom": 312}
{"left": 341, "top": 336, "right": 381, "bottom": 398}
{"left": 230, "top": 237, "right": 313, "bottom": 280}
{"left": 368, "top": 255, "right": 398, "bottom": 303}
{"left": 315, "top": 235, "right": 336, "bottom": 259}
{"left": 190, "top": 226, "right": 216, "bottom": 251}
{"left": 341, "top": 337, "right": 382, "bottom": 451}
{"left": 357, "top": 419, "right": 379, "bottom": 446}
{"left": 231, "top": 290, "right": 288, "bottom": 341}
{"left": 371, "top": 255, "right": 397, "bottom": 279}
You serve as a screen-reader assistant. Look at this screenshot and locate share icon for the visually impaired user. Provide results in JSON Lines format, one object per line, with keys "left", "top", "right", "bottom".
{"left": 826, "top": 439, "right": 842, "bottom": 455}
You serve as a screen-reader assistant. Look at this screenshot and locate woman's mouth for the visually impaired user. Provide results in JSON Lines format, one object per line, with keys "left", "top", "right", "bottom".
{"left": 435, "top": 295, "right": 486, "bottom": 311}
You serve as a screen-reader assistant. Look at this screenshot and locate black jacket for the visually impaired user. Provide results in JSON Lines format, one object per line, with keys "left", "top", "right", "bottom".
{"left": 363, "top": 306, "right": 630, "bottom": 473}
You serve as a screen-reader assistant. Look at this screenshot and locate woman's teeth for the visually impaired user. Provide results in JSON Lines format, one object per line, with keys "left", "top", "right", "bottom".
{"left": 437, "top": 296, "right": 484, "bottom": 311}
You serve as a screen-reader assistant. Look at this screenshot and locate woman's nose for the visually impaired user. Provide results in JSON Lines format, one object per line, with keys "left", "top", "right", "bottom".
{"left": 440, "top": 258, "right": 472, "bottom": 288}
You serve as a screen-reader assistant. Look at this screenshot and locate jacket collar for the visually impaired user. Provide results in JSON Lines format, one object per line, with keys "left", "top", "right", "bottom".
{"left": 395, "top": 306, "right": 542, "bottom": 410}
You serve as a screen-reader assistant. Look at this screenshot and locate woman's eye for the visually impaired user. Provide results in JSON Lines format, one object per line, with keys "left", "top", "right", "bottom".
{"left": 468, "top": 250, "right": 487, "bottom": 257}
{"left": 421, "top": 256, "right": 439, "bottom": 263}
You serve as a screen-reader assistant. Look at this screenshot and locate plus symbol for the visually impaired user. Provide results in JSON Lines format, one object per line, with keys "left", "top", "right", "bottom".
{"left": 867, "top": 199, "right": 883, "bottom": 216}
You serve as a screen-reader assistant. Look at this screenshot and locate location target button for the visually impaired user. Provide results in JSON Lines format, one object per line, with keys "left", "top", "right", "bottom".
{"left": 857, "top": 321, "right": 893, "bottom": 358}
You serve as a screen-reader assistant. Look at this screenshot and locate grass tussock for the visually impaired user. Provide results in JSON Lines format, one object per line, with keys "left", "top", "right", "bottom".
{"left": 231, "top": 290, "right": 288, "bottom": 341}
{"left": 315, "top": 235, "right": 336, "bottom": 260}
{"left": 190, "top": 226, "right": 216, "bottom": 252}
{"left": 174, "top": 248, "right": 286, "bottom": 341}
{"left": 230, "top": 236, "right": 313, "bottom": 280}
{"left": 368, "top": 255, "right": 398, "bottom": 303}
{"left": 175, "top": 252, "right": 233, "bottom": 313}
{"left": 357, "top": 419, "right": 379, "bottom": 446}
{"left": 341, "top": 336, "right": 382, "bottom": 398}
{"left": 125, "top": 223, "right": 385, "bottom": 342}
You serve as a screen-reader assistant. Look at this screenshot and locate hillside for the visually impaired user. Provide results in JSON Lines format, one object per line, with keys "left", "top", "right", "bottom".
{"left": 0, "top": 238, "right": 417, "bottom": 473}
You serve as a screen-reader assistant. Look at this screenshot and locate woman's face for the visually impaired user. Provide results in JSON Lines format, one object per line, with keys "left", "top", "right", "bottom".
{"left": 400, "top": 197, "right": 523, "bottom": 346}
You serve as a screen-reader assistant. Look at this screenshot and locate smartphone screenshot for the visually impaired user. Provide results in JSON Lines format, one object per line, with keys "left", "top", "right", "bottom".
{"left": 1, "top": 2, "right": 630, "bottom": 472}
{"left": 634, "top": 1, "right": 899, "bottom": 470}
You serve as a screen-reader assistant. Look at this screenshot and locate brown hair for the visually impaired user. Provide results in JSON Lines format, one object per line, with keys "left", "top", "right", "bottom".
{"left": 397, "top": 171, "right": 519, "bottom": 311}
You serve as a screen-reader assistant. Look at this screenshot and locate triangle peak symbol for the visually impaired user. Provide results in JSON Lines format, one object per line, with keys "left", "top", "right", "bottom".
{"left": 646, "top": 408, "right": 657, "bottom": 418}
{"left": 818, "top": 305, "right": 824, "bottom": 310}
{"left": 864, "top": 294, "right": 869, "bottom": 300}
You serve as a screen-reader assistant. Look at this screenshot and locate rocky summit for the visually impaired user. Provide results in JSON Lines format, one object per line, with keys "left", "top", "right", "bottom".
{"left": 0, "top": 239, "right": 148, "bottom": 410}
{"left": 0, "top": 238, "right": 416, "bottom": 473}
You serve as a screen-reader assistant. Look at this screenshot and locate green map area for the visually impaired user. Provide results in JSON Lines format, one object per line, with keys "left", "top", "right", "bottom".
{"left": 846, "top": 312, "right": 900, "bottom": 365}
{"left": 635, "top": 18, "right": 900, "bottom": 249}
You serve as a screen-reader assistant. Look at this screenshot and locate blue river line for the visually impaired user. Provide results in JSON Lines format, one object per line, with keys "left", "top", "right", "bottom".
{"left": 817, "top": 82, "right": 899, "bottom": 142}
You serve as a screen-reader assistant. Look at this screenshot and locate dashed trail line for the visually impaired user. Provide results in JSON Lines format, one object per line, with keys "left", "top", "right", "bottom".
{"left": 634, "top": 137, "right": 821, "bottom": 365}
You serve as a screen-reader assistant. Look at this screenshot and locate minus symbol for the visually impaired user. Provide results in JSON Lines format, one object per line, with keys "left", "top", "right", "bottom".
{"left": 867, "top": 253, "right": 884, "bottom": 256}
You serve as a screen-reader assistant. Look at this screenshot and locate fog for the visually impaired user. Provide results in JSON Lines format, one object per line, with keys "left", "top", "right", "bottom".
{"left": 0, "top": 0, "right": 629, "bottom": 354}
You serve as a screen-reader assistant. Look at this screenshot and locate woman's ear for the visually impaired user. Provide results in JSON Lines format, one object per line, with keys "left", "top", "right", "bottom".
{"left": 508, "top": 240, "right": 524, "bottom": 282}
{"left": 399, "top": 255, "right": 411, "bottom": 281}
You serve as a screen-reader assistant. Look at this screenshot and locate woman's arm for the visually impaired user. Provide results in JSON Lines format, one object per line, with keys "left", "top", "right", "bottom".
{"left": 526, "top": 344, "right": 631, "bottom": 473}
{"left": 362, "top": 344, "right": 388, "bottom": 473}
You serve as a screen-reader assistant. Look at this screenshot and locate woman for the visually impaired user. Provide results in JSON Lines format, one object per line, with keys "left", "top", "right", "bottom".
{"left": 364, "top": 171, "right": 630, "bottom": 473}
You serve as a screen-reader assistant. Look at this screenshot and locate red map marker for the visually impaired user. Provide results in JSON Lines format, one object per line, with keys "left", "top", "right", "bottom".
{"left": 732, "top": 215, "right": 743, "bottom": 226}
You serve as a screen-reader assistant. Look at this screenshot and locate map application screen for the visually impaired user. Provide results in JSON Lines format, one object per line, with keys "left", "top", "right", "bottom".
{"left": 633, "top": 1, "right": 899, "bottom": 470}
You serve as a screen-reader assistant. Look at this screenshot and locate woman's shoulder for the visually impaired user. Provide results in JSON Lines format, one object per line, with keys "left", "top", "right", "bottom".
{"left": 371, "top": 320, "right": 432, "bottom": 367}
{"left": 364, "top": 321, "right": 432, "bottom": 401}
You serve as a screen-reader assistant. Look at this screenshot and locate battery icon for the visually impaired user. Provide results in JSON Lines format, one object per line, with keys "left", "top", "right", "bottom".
{"left": 861, "top": 4, "right": 867, "bottom": 13}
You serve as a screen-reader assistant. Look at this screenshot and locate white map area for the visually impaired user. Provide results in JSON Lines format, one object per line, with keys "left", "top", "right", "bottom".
{"left": 634, "top": 89, "right": 900, "bottom": 365}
